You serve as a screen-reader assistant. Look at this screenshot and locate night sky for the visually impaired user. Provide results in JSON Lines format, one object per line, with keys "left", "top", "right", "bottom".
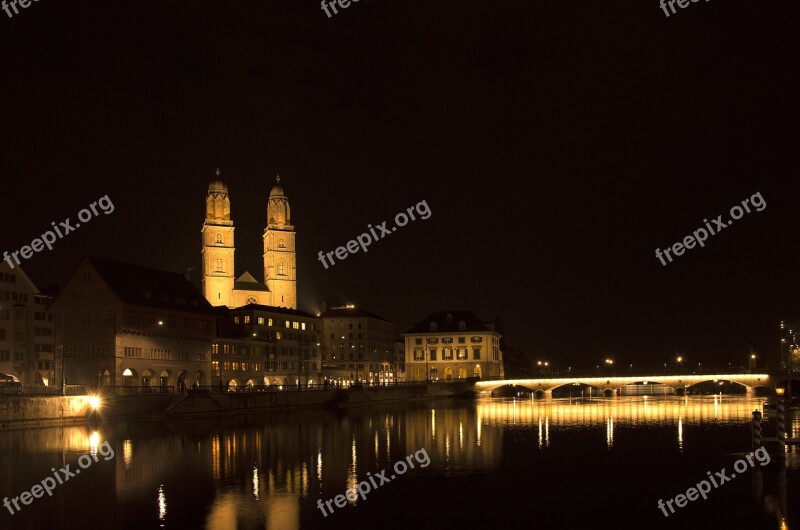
{"left": 1, "top": 0, "right": 797, "bottom": 373}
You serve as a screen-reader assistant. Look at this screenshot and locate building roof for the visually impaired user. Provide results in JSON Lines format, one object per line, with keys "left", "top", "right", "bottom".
{"left": 320, "top": 306, "right": 392, "bottom": 323}
{"left": 82, "top": 255, "right": 217, "bottom": 315}
{"left": 403, "top": 310, "right": 496, "bottom": 334}
{"left": 234, "top": 271, "right": 269, "bottom": 292}
{"left": 230, "top": 303, "right": 319, "bottom": 320}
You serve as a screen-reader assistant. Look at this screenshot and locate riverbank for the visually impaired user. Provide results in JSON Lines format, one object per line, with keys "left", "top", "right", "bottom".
{"left": 0, "top": 382, "right": 474, "bottom": 429}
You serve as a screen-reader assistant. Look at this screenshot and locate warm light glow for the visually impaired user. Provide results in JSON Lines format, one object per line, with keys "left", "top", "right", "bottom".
{"left": 776, "top": 387, "right": 785, "bottom": 396}
{"left": 676, "top": 356, "right": 683, "bottom": 363}
{"left": 87, "top": 395, "right": 101, "bottom": 410}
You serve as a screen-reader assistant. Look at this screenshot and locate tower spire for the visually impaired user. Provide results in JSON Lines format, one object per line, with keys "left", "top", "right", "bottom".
{"left": 276, "top": 174, "right": 280, "bottom": 184}
{"left": 216, "top": 167, "right": 221, "bottom": 178}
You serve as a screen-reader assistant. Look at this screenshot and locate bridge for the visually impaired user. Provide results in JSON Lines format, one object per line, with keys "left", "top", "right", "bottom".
{"left": 474, "top": 373, "right": 776, "bottom": 397}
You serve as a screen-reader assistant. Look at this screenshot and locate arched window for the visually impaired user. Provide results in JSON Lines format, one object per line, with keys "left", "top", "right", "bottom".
{"left": 215, "top": 257, "right": 224, "bottom": 273}
{"left": 278, "top": 239, "right": 286, "bottom": 248}
{"left": 278, "top": 261, "right": 286, "bottom": 276}
{"left": 245, "top": 297, "right": 257, "bottom": 305}
{"left": 215, "top": 234, "right": 223, "bottom": 244}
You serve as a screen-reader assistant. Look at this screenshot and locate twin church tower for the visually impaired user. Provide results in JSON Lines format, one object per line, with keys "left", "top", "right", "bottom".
{"left": 201, "top": 169, "right": 297, "bottom": 309}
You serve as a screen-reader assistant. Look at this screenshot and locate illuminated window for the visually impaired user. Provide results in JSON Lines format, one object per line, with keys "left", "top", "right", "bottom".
{"left": 215, "top": 234, "right": 223, "bottom": 244}
{"left": 301, "top": 322, "right": 306, "bottom": 330}
{"left": 278, "top": 261, "right": 286, "bottom": 276}
{"left": 414, "top": 349, "right": 424, "bottom": 361}
{"left": 443, "top": 348, "right": 453, "bottom": 360}
{"left": 244, "top": 316, "right": 251, "bottom": 324}
{"left": 214, "top": 256, "right": 224, "bottom": 273}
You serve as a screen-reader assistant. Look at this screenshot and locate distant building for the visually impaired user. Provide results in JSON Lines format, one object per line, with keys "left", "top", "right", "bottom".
{"left": 49, "top": 256, "right": 216, "bottom": 389}
{"left": 403, "top": 311, "right": 504, "bottom": 381}
{"left": 780, "top": 320, "right": 800, "bottom": 372}
{"left": 201, "top": 170, "right": 297, "bottom": 309}
{"left": 213, "top": 304, "right": 322, "bottom": 389}
{"left": 0, "top": 262, "right": 55, "bottom": 385}
{"left": 320, "top": 305, "right": 396, "bottom": 385}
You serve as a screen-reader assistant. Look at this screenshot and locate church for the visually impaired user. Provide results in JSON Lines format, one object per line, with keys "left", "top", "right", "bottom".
{"left": 201, "top": 169, "right": 297, "bottom": 309}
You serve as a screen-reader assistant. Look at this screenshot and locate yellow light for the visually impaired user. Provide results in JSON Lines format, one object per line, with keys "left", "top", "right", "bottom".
{"left": 88, "top": 395, "right": 101, "bottom": 410}
{"left": 776, "top": 387, "right": 785, "bottom": 396}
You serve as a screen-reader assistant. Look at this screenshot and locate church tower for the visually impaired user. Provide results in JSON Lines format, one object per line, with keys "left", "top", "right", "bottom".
{"left": 202, "top": 169, "right": 235, "bottom": 307}
{"left": 263, "top": 176, "right": 296, "bottom": 309}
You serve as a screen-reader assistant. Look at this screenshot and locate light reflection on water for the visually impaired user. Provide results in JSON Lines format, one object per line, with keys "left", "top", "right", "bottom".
{"left": 0, "top": 396, "right": 796, "bottom": 530}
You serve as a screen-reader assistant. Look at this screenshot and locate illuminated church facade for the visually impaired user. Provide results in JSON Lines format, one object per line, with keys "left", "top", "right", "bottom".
{"left": 201, "top": 170, "right": 297, "bottom": 309}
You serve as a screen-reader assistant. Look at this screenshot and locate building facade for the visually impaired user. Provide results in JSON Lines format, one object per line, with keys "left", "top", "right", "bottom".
{"left": 0, "top": 262, "right": 55, "bottom": 386}
{"left": 201, "top": 170, "right": 297, "bottom": 309}
{"left": 49, "top": 256, "right": 216, "bottom": 389}
{"left": 320, "top": 305, "right": 396, "bottom": 385}
{"left": 212, "top": 304, "right": 322, "bottom": 389}
{"left": 403, "top": 311, "right": 504, "bottom": 382}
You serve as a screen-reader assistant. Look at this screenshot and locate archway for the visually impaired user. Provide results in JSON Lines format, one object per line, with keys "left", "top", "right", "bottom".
{"left": 473, "top": 365, "right": 482, "bottom": 379}
{"left": 177, "top": 371, "right": 187, "bottom": 392}
{"left": 443, "top": 367, "right": 453, "bottom": 381}
{"left": 159, "top": 370, "right": 171, "bottom": 387}
{"left": 122, "top": 368, "right": 137, "bottom": 386}
{"left": 457, "top": 367, "right": 467, "bottom": 379}
{"left": 142, "top": 369, "right": 154, "bottom": 387}
{"left": 193, "top": 371, "right": 206, "bottom": 387}
{"left": 227, "top": 379, "right": 239, "bottom": 391}
{"left": 246, "top": 379, "right": 256, "bottom": 389}
{"left": 101, "top": 370, "right": 111, "bottom": 387}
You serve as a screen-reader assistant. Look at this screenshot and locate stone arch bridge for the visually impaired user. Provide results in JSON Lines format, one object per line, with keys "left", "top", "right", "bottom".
{"left": 474, "top": 373, "right": 774, "bottom": 397}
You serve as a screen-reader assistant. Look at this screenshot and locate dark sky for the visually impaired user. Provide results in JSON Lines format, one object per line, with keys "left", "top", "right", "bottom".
{"left": 1, "top": 0, "right": 797, "bottom": 373}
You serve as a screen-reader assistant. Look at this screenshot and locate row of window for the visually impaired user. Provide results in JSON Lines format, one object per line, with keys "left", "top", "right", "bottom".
{"left": 109, "top": 311, "right": 211, "bottom": 332}
{"left": 414, "top": 336, "right": 484, "bottom": 345}
{"left": 0, "top": 273, "right": 16, "bottom": 284}
{"left": 34, "top": 327, "right": 53, "bottom": 337}
{"left": 413, "top": 348, "right": 482, "bottom": 361}
{"left": 429, "top": 321, "right": 468, "bottom": 332}
{"left": 233, "top": 315, "right": 314, "bottom": 331}
{"left": 212, "top": 343, "right": 318, "bottom": 358}
{"left": 0, "top": 350, "right": 26, "bottom": 361}
{"left": 0, "top": 291, "right": 29, "bottom": 303}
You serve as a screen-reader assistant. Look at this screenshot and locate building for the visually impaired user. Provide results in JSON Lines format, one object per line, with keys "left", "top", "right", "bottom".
{"left": 202, "top": 170, "right": 297, "bottom": 309}
{"left": 320, "top": 305, "right": 396, "bottom": 385}
{"left": 212, "top": 304, "right": 322, "bottom": 389}
{"left": 403, "top": 311, "right": 504, "bottom": 381}
{"left": 0, "top": 262, "right": 55, "bottom": 386}
{"left": 49, "top": 256, "right": 216, "bottom": 389}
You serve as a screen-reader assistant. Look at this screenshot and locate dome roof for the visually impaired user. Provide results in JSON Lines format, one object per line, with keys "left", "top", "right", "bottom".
{"left": 269, "top": 175, "right": 285, "bottom": 197}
